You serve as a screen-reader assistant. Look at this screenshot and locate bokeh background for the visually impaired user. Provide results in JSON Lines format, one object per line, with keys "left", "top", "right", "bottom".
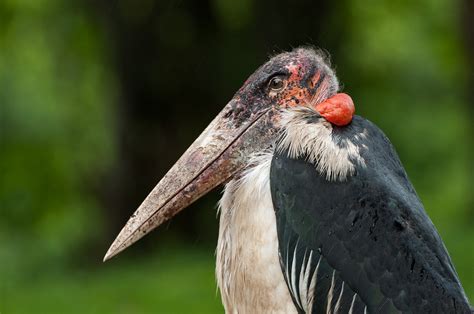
{"left": 1, "top": 0, "right": 473, "bottom": 313}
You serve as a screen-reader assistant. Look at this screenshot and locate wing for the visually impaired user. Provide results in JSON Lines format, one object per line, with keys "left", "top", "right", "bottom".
{"left": 270, "top": 116, "right": 471, "bottom": 314}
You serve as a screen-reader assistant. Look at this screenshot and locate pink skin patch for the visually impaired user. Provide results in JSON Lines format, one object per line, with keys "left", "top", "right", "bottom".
{"left": 315, "top": 93, "right": 355, "bottom": 126}
{"left": 286, "top": 63, "right": 301, "bottom": 80}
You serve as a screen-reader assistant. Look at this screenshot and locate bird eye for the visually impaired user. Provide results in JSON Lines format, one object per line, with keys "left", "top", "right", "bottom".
{"left": 267, "top": 76, "right": 286, "bottom": 92}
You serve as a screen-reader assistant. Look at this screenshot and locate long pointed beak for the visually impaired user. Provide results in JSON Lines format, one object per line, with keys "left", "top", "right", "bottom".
{"left": 104, "top": 99, "right": 277, "bottom": 261}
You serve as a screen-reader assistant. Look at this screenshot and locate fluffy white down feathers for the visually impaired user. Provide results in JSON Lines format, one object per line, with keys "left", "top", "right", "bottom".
{"left": 277, "top": 107, "right": 365, "bottom": 182}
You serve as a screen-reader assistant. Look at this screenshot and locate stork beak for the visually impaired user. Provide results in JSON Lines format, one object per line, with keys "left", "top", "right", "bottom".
{"left": 104, "top": 99, "right": 277, "bottom": 261}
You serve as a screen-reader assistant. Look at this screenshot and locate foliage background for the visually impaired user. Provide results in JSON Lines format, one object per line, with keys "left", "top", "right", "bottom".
{"left": 1, "top": 0, "right": 472, "bottom": 313}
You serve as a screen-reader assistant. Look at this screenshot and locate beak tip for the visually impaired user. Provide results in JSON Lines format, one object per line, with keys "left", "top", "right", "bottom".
{"left": 102, "top": 229, "right": 129, "bottom": 262}
{"left": 102, "top": 249, "right": 114, "bottom": 262}
{"left": 101, "top": 219, "right": 144, "bottom": 263}
{"left": 103, "top": 243, "right": 119, "bottom": 262}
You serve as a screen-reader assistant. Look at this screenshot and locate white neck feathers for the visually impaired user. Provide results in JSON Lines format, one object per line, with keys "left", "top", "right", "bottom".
{"left": 277, "top": 107, "right": 366, "bottom": 182}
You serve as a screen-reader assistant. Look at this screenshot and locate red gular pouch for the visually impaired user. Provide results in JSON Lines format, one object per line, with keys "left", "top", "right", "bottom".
{"left": 314, "top": 93, "right": 355, "bottom": 126}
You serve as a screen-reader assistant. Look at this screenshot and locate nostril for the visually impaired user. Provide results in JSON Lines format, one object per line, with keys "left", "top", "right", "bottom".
{"left": 223, "top": 109, "right": 233, "bottom": 119}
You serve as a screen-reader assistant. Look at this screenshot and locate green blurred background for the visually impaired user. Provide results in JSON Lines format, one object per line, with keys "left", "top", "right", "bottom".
{"left": 1, "top": 0, "right": 472, "bottom": 313}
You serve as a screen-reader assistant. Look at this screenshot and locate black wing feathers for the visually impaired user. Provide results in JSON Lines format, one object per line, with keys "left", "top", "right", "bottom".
{"left": 270, "top": 116, "right": 471, "bottom": 313}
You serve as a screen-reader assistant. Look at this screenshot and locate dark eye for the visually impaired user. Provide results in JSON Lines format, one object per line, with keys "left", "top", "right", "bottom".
{"left": 267, "top": 76, "right": 286, "bottom": 92}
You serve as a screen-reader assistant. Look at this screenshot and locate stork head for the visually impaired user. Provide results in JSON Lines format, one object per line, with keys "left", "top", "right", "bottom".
{"left": 104, "top": 48, "right": 353, "bottom": 260}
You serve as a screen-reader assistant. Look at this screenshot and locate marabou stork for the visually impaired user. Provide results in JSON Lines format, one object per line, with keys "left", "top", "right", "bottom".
{"left": 104, "top": 48, "right": 471, "bottom": 313}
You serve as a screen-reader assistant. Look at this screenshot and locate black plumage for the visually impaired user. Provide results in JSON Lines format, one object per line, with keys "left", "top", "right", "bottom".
{"left": 270, "top": 115, "right": 471, "bottom": 313}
